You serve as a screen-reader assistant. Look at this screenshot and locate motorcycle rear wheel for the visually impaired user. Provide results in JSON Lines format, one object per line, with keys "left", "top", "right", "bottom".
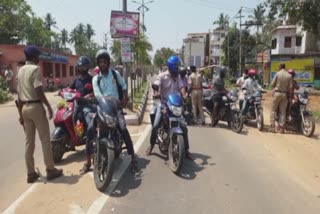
{"left": 93, "top": 142, "right": 115, "bottom": 192}
{"left": 257, "top": 109, "right": 264, "bottom": 131}
{"left": 51, "top": 134, "right": 68, "bottom": 163}
{"left": 230, "top": 110, "right": 243, "bottom": 133}
{"left": 168, "top": 134, "right": 185, "bottom": 175}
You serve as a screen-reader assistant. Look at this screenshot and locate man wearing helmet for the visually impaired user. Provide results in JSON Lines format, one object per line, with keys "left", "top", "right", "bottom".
{"left": 146, "top": 55, "right": 194, "bottom": 160}
{"left": 241, "top": 68, "right": 262, "bottom": 116}
{"left": 16, "top": 45, "right": 63, "bottom": 183}
{"left": 70, "top": 56, "right": 97, "bottom": 174}
{"left": 211, "top": 66, "right": 228, "bottom": 126}
{"left": 92, "top": 49, "right": 137, "bottom": 172}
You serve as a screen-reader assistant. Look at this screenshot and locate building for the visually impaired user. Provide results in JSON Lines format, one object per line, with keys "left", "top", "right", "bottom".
{"left": 270, "top": 23, "right": 320, "bottom": 86}
{"left": 0, "top": 44, "right": 79, "bottom": 91}
{"left": 183, "top": 33, "right": 209, "bottom": 68}
{"left": 209, "top": 27, "right": 227, "bottom": 66}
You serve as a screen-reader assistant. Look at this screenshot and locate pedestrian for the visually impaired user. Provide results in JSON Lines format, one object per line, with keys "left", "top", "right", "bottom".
{"left": 4, "top": 64, "right": 13, "bottom": 92}
{"left": 16, "top": 45, "right": 63, "bottom": 183}
{"left": 188, "top": 65, "right": 205, "bottom": 125}
{"left": 236, "top": 69, "right": 248, "bottom": 109}
{"left": 270, "top": 63, "right": 293, "bottom": 133}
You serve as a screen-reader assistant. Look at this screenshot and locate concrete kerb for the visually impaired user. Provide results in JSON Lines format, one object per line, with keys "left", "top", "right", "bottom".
{"left": 125, "top": 84, "right": 149, "bottom": 125}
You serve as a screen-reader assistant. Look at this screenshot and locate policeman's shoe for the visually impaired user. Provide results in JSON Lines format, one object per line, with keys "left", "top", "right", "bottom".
{"left": 46, "top": 168, "right": 63, "bottom": 181}
{"left": 146, "top": 145, "right": 154, "bottom": 156}
{"left": 27, "top": 172, "right": 40, "bottom": 183}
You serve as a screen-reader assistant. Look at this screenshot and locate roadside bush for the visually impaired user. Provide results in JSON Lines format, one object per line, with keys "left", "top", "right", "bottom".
{"left": 0, "top": 77, "right": 11, "bottom": 104}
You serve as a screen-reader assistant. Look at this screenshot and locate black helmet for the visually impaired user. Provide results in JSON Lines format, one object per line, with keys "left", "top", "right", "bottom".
{"left": 95, "top": 49, "right": 110, "bottom": 64}
{"left": 190, "top": 65, "right": 196, "bottom": 72}
{"left": 76, "top": 56, "right": 91, "bottom": 70}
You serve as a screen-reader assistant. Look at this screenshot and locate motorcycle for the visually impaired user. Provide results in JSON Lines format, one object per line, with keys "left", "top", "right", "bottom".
{"left": 51, "top": 88, "right": 93, "bottom": 163}
{"left": 242, "top": 89, "right": 266, "bottom": 131}
{"left": 93, "top": 96, "right": 127, "bottom": 192}
{"left": 203, "top": 89, "right": 243, "bottom": 133}
{"left": 150, "top": 84, "right": 186, "bottom": 175}
{"left": 276, "top": 87, "right": 315, "bottom": 137}
{"left": 47, "top": 78, "right": 55, "bottom": 92}
{"left": 183, "top": 94, "right": 193, "bottom": 125}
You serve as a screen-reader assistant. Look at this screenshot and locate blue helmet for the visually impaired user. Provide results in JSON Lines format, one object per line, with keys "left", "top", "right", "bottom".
{"left": 167, "top": 55, "right": 182, "bottom": 75}
{"left": 24, "top": 45, "right": 41, "bottom": 58}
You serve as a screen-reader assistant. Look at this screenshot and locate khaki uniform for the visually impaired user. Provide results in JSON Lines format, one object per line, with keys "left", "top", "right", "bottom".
{"left": 188, "top": 72, "right": 204, "bottom": 123}
{"left": 270, "top": 69, "right": 293, "bottom": 127}
{"left": 17, "top": 61, "right": 55, "bottom": 174}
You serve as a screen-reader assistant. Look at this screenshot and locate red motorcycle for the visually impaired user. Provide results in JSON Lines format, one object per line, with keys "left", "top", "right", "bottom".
{"left": 51, "top": 87, "right": 89, "bottom": 163}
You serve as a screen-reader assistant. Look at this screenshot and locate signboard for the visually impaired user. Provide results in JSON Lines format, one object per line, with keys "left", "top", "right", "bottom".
{"left": 39, "top": 52, "right": 68, "bottom": 63}
{"left": 110, "top": 11, "right": 139, "bottom": 38}
{"left": 271, "top": 58, "right": 315, "bottom": 85}
{"left": 120, "top": 38, "right": 133, "bottom": 62}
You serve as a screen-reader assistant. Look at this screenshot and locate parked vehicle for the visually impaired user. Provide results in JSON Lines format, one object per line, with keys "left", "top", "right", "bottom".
{"left": 47, "top": 77, "right": 55, "bottom": 92}
{"left": 203, "top": 89, "right": 243, "bottom": 133}
{"left": 183, "top": 95, "right": 193, "bottom": 125}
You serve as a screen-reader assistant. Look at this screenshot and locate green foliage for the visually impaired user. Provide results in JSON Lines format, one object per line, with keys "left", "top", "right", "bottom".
{"left": 265, "top": 0, "right": 320, "bottom": 35}
{"left": 133, "top": 81, "right": 148, "bottom": 104}
{"left": 213, "top": 13, "right": 230, "bottom": 29}
{"left": 0, "top": 0, "right": 32, "bottom": 43}
{"left": 132, "top": 34, "right": 153, "bottom": 66}
{"left": 25, "top": 16, "right": 51, "bottom": 47}
{"left": 0, "top": 77, "right": 11, "bottom": 104}
{"left": 153, "top": 47, "right": 176, "bottom": 69}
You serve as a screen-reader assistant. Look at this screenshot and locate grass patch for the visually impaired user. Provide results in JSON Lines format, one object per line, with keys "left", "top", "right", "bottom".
{"left": 133, "top": 81, "right": 148, "bottom": 105}
{"left": 313, "top": 111, "right": 320, "bottom": 121}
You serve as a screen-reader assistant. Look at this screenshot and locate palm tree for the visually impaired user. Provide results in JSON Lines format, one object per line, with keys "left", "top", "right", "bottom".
{"left": 213, "top": 13, "right": 230, "bottom": 29}
{"left": 86, "top": 24, "right": 95, "bottom": 40}
{"left": 248, "top": 4, "right": 266, "bottom": 34}
{"left": 44, "top": 13, "right": 57, "bottom": 30}
{"left": 61, "top": 29, "right": 68, "bottom": 48}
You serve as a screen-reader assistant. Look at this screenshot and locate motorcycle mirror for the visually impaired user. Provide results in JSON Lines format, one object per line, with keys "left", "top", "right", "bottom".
{"left": 152, "top": 84, "right": 159, "bottom": 91}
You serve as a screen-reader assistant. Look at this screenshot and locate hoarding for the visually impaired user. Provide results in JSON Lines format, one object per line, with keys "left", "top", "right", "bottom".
{"left": 120, "top": 38, "right": 133, "bottom": 62}
{"left": 110, "top": 11, "right": 140, "bottom": 38}
{"left": 271, "top": 58, "right": 314, "bottom": 85}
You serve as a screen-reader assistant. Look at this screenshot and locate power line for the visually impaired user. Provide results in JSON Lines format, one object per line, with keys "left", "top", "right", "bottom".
{"left": 185, "top": 0, "right": 238, "bottom": 12}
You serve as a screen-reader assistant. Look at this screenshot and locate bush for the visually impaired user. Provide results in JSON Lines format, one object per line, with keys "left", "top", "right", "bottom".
{"left": 0, "top": 77, "right": 11, "bottom": 104}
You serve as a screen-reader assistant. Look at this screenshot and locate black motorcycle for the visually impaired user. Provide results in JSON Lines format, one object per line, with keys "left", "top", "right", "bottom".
{"left": 183, "top": 95, "right": 193, "bottom": 125}
{"left": 277, "top": 87, "right": 315, "bottom": 137}
{"left": 203, "top": 89, "right": 243, "bottom": 133}
{"left": 93, "top": 96, "right": 126, "bottom": 192}
{"left": 242, "top": 89, "right": 265, "bottom": 131}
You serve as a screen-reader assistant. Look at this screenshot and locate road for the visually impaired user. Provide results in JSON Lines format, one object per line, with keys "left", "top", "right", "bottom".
{"left": 1, "top": 83, "right": 320, "bottom": 213}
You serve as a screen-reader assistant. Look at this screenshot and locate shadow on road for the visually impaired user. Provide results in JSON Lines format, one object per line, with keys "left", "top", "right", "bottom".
{"left": 55, "top": 149, "right": 86, "bottom": 166}
{"left": 110, "top": 157, "right": 151, "bottom": 198}
{"left": 179, "top": 153, "right": 215, "bottom": 180}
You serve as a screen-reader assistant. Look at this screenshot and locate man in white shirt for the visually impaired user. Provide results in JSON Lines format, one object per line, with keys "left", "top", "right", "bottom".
{"left": 236, "top": 69, "right": 248, "bottom": 109}
{"left": 4, "top": 64, "right": 13, "bottom": 91}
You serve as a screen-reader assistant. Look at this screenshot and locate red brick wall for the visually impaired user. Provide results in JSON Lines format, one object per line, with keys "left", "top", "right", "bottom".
{"left": 0, "top": 44, "right": 79, "bottom": 91}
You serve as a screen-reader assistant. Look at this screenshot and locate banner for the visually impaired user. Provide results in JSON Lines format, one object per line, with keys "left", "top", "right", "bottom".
{"left": 120, "top": 38, "right": 133, "bottom": 62}
{"left": 271, "top": 58, "right": 315, "bottom": 85}
{"left": 110, "top": 11, "right": 139, "bottom": 38}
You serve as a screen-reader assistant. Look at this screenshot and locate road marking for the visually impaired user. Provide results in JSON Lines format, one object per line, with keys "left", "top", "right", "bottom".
{"left": 69, "top": 203, "right": 85, "bottom": 214}
{"left": 3, "top": 184, "right": 38, "bottom": 214}
{"left": 86, "top": 124, "right": 151, "bottom": 214}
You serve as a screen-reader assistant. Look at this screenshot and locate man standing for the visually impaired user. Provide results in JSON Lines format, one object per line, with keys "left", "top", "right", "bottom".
{"left": 236, "top": 69, "right": 248, "bottom": 109}
{"left": 4, "top": 64, "right": 13, "bottom": 92}
{"left": 16, "top": 45, "right": 63, "bottom": 183}
{"left": 188, "top": 65, "right": 205, "bottom": 125}
{"left": 270, "top": 63, "right": 293, "bottom": 133}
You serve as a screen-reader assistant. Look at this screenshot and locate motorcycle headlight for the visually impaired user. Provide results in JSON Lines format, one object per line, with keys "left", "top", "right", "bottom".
{"left": 171, "top": 106, "right": 183, "bottom": 117}
{"left": 103, "top": 113, "right": 118, "bottom": 128}
{"left": 298, "top": 95, "right": 308, "bottom": 105}
{"left": 222, "top": 96, "right": 228, "bottom": 102}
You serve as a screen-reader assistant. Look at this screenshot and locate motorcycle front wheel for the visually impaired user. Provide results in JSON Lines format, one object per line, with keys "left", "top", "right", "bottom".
{"left": 257, "top": 109, "right": 264, "bottom": 131}
{"left": 168, "top": 134, "right": 185, "bottom": 175}
{"left": 51, "top": 134, "right": 69, "bottom": 163}
{"left": 301, "top": 114, "right": 315, "bottom": 137}
{"left": 230, "top": 110, "right": 243, "bottom": 133}
{"left": 93, "top": 140, "right": 115, "bottom": 192}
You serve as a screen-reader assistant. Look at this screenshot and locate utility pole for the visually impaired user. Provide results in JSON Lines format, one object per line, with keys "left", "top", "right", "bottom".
{"left": 132, "top": 0, "right": 154, "bottom": 36}
{"left": 236, "top": 7, "right": 245, "bottom": 75}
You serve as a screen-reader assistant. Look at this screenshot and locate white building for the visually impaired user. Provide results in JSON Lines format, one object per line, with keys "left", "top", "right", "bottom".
{"left": 209, "top": 27, "right": 227, "bottom": 65}
{"left": 183, "top": 33, "right": 208, "bottom": 68}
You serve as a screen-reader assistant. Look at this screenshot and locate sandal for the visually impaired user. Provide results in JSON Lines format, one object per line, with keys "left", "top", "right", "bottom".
{"left": 145, "top": 146, "right": 153, "bottom": 156}
{"left": 80, "top": 163, "right": 91, "bottom": 175}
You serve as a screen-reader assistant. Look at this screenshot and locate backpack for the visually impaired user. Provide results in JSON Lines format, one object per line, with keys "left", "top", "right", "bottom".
{"left": 97, "top": 69, "right": 123, "bottom": 100}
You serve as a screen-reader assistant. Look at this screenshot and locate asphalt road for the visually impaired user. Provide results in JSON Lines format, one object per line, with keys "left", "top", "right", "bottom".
{"left": 100, "top": 125, "right": 320, "bottom": 214}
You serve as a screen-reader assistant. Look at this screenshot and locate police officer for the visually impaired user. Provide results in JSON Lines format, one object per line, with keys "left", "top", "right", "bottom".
{"left": 270, "top": 63, "right": 293, "bottom": 133}
{"left": 16, "top": 45, "right": 63, "bottom": 183}
{"left": 188, "top": 65, "right": 205, "bottom": 125}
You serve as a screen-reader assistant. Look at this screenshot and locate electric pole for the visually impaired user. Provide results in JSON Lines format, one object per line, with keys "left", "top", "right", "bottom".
{"left": 236, "top": 7, "right": 245, "bottom": 75}
{"left": 132, "top": 0, "right": 154, "bottom": 36}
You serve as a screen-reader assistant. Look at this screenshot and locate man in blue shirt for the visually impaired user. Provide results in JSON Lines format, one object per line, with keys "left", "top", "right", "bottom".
{"left": 92, "top": 49, "right": 137, "bottom": 172}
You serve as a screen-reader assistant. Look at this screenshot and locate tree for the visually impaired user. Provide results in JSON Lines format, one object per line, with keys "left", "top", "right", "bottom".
{"left": 153, "top": 47, "right": 176, "bottom": 69}
{"left": 0, "top": 0, "right": 32, "bottom": 44}
{"left": 213, "top": 13, "right": 230, "bottom": 29}
{"left": 86, "top": 24, "right": 95, "bottom": 40}
{"left": 248, "top": 4, "right": 266, "bottom": 34}
{"left": 265, "top": 0, "right": 320, "bottom": 35}
{"left": 25, "top": 16, "right": 51, "bottom": 47}
{"left": 132, "top": 34, "right": 153, "bottom": 66}
{"left": 44, "top": 13, "right": 57, "bottom": 30}
{"left": 110, "top": 39, "right": 121, "bottom": 64}
{"left": 60, "top": 29, "right": 68, "bottom": 48}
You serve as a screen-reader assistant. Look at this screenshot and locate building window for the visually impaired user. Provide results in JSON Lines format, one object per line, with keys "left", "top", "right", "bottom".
{"left": 55, "top": 63, "right": 60, "bottom": 77}
{"left": 221, "top": 33, "right": 225, "bottom": 38}
{"left": 69, "top": 66, "right": 74, "bottom": 76}
{"left": 284, "top": 36, "right": 292, "bottom": 48}
{"left": 272, "top": 39, "right": 277, "bottom": 49}
{"left": 43, "top": 62, "right": 53, "bottom": 77}
{"left": 62, "top": 64, "right": 67, "bottom": 77}
{"left": 296, "top": 36, "right": 302, "bottom": 47}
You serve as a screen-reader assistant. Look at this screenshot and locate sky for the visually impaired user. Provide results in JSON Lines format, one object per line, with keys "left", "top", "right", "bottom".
{"left": 26, "top": 0, "right": 263, "bottom": 57}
